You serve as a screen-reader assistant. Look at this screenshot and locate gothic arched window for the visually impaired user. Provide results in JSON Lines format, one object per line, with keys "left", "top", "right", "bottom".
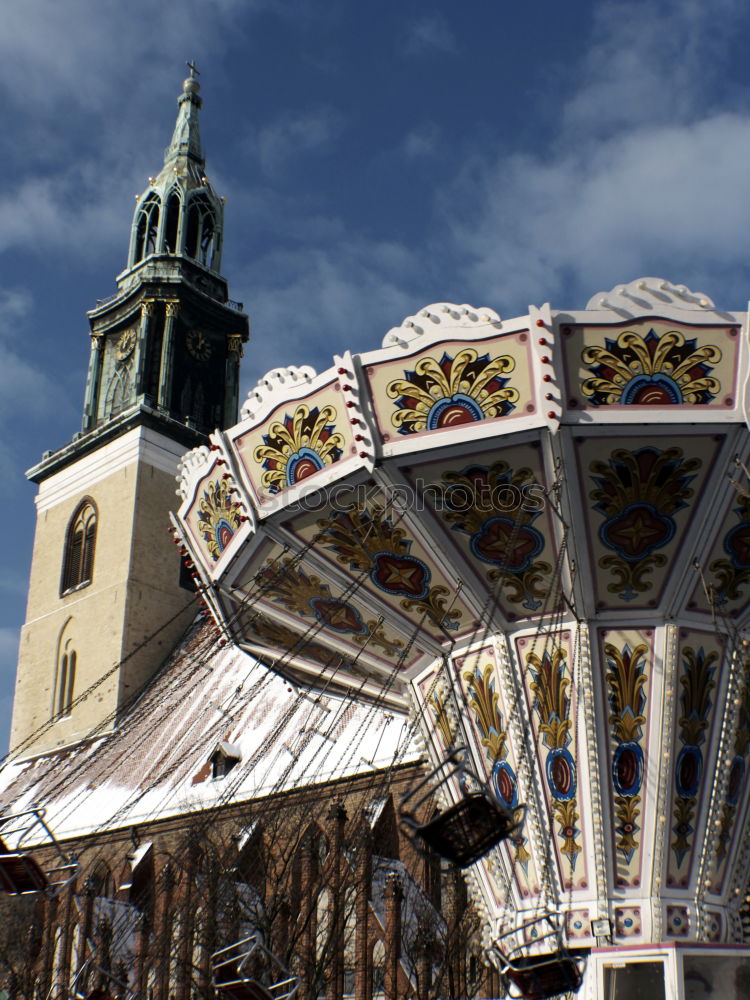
{"left": 164, "top": 190, "right": 181, "bottom": 253}
{"left": 185, "top": 194, "right": 217, "bottom": 267}
{"left": 54, "top": 621, "right": 77, "bottom": 718}
{"left": 133, "top": 193, "right": 161, "bottom": 263}
{"left": 61, "top": 500, "right": 97, "bottom": 595}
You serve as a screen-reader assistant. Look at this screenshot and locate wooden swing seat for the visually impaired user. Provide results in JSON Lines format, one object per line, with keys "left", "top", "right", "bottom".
{"left": 0, "top": 851, "right": 48, "bottom": 895}
{"left": 215, "top": 983, "right": 273, "bottom": 1000}
{"left": 415, "top": 791, "right": 517, "bottom": 867}
{"left": 85, "top": 989, "right": 117, "bottom": 1000}
{"left": 212, "top": 934, "right": 298, "bottom": 1000}
{"left": 502, "top": 952, "right": 585, "bottom": 999}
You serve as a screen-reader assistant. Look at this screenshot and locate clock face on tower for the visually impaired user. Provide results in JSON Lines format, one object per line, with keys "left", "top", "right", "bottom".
{"left": 187, "top": 328, "right": 212, "bottom": 362}
{"left": 116, "top": 326, "right": 137, "bottom": 360}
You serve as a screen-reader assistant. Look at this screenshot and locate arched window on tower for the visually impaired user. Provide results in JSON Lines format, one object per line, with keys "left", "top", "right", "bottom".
{"left": 61, "top": 500, "right": 97, "bottom": 595}
{"left": 54, "top": 621, "right": 77, "bottom": 718}
{"left": 133, "top": 193, "right": 161, "bottom": 263}
{"left": 104, "top": 363, "right": 133, "bottom": 417}
{"left": 185, "top": 194, "right": 217, "bottom": 267}
{"left": 164, "top": 190, "right": 181, "bottom": 253}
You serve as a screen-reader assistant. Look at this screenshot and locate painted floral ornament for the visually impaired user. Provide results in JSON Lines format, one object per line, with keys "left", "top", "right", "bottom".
{"left": 254, "top": 403, "right": 344, "bottom": 494}
{"left": 387, "top": 348, "right": 518, "bottom": 434}
{"left": 581, "top": 328, "right": 721, "bottom": 405}
{"left": 196, "top": 477, "right": 241, "bottom": 561}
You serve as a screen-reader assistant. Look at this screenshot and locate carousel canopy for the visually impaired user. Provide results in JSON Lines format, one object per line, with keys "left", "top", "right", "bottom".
{"left": 174, "top": 277, "right": 750, "bottom": 950}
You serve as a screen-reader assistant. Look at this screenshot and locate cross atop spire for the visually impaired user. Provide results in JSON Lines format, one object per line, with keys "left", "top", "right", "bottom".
{"left": 164, "top": 68, "right": 204, "bottom": 167}
{"left": 186, "top": 60, "right": 200, "bottom": 79}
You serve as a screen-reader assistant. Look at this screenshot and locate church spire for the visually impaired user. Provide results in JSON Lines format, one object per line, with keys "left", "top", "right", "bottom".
{"left": 78, "top": 70, "right": 248, "bottom": 437}
{"left": 126, "top": 68, "right": 224, "bottom": 271}
{"left": 164, "top": 62, "right": 204, "bottom": 167}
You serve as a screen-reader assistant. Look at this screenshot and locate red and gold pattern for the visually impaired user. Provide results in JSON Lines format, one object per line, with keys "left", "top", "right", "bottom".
{"left": 253, "top": 403, "right": 344, "bottom": 494}
{"left": 387, "top": 348, "right": 518, "bottom": 434}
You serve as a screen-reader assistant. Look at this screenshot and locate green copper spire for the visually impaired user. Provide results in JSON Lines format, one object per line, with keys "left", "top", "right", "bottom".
{"left": 164, "top": 63, "right": 204, "bottom": 167}
{"left": 127, "top": 67, "right": 224, "bottom": 270}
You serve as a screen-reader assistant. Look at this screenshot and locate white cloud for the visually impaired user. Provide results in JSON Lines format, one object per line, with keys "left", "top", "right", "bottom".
{"left": 402, "top": 124, "right": 439, "bottom": 159}
{"left": 447, "top": 112, "right": 750, "bottom": 311}
{"left": 0, "top": 0, "right": 258, "bottom": 113}
{"left": 235, "top": 238, "right": 423, "bottom": 389}
{"left": 0, "top": 284, "right": 78, "bottom": 497}
{"left": 404, "top": 14, "right": 457, "bottom": 55}
{"left": 255, "top": 108, "right": 345, "bottom": 175}
{"left": 563, "top": 0, "right": 747, "bottom": 135}
{"left": 0, "top": 571, "right": 26, "bottom": 599}
{"left": 0, "top": 289, "right": 32, "bottom": 337}
{"left": 439, "top": 0, "right": 750, "bottom": 313}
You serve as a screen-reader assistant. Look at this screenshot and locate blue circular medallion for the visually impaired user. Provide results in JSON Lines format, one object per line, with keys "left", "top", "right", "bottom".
{"left": 491, "top": 759, "right": 518, "bottom": 808}
{"left": 612, "top": 741, "right": 644, "bottom": 797}
{"left": 676, "top": 744, "right": 703, "bottom": 798}
{"left": 545, "top": 747, "right": 577, "bottom": 801}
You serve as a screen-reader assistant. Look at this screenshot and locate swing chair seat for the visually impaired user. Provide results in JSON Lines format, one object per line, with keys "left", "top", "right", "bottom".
{"left": 212, "top": 935, "right": 298, "bottom": 1000}
{"left": 85, "top": 990, "right": 117, "bottom": 1000}
{"left": 413, "top": 791, "right": 518, "bottom": 867}
{"left": 400, "top": 746, "right": 523, "bottom": 868}
{"left": 0, "top": 851, "right": 48, "bottom": 895}
{"left": 0, "top": 810, "right": 78, "bottom": 898}
{"left": 215, "top": 982, "right": 274, "bottom": 1000}
{"left": 501, "top": 950, "right": 586, "bottom": 999}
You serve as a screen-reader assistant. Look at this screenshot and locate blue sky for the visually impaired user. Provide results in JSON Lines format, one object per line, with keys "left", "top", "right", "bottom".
{"left": 3, "top": 0, "right": 750, "bottom": 751}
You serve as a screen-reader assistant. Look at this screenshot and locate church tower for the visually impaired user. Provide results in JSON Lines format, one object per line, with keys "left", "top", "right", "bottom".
{"left": 10, "top": 71, "right": 249, "bottom": 756}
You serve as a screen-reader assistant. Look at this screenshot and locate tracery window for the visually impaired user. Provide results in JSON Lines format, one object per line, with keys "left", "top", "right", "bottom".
{"left": 164, "top": 190, "right": 181, "bottom": 253}
{"left": 133, "top": 193, "right": 161, "bottom": 263}
{"left": 185, "top": 195, "right": 217, "bottom": 267}
{"left": 56, "top": 638, "right": 76, "bottom": 717}
{"left": 61, "top": 500, "right": 97, "bottom": 594}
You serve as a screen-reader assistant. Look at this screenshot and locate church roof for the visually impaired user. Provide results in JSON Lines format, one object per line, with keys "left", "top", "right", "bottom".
{"left": 0, "top": 620, "right": 419, "bottom": 843}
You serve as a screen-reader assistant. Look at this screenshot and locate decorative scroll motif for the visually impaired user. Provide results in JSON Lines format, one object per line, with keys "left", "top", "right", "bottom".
{"left": 714, "top": 653, "right": 750, "bottom": 865}
{"left": 256, "top": 558, "right": 403, "bottom": 656}
{"left": 439, "top": 461, "right": 550, "bottom": 611}
{"left": 316, "top": 506, "right": 461, "bottom": 631}
{"left": 241, "top": 611, "right": 361, "bottom": 674}
{"left": 526, "top": 648, "right": 581, "bottom": 867}
{"left": 671, "top": 646, "right": 718, "bottom": 868}
{"left": 463, "top": 662, "right": 530, "bottom": 868}
{"left": 253, "top": 403, "right": 344, "bottom": 494}
{"left": 604, "top": 642, "right": 648, "bottom": 862}
{"left": 590, "top": 446, "right": 700, "bottom": 601}
{"left": 708, "top": 494, "right": 750, "bottom": 607}
{"left": 581, "top": 328, "right": 721, "bottom": 406}
{"left": 428, "top": 690, "right": 456, "bottom": 749}
{"left": 196, "top": 478, "right": 242, "bottom": 561}
{"left": 386, "top": 348, "right": 518, "bottom": 435}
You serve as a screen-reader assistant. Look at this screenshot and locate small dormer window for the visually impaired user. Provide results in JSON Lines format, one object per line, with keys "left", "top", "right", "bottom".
{"left": 210, "top": 741, "right": 241, "bottom": 779}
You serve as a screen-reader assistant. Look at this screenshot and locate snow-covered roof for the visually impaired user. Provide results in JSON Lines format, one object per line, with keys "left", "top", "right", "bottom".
{"left": 0, "top": 621, "right": 421, "bottom": 843}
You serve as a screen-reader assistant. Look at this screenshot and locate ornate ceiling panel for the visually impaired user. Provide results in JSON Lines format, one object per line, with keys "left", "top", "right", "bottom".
{"left": 571, "top": 432, "right": 726, "bottom": 612}
{"left": 560, "top": 318, "right": 741, "bottom": 413}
